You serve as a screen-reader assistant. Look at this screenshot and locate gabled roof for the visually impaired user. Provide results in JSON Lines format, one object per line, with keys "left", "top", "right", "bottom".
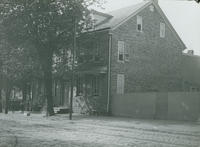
{"left": 91, "top": 9, "right": 113, "bottom": 27}
{"left": 92, "top": 0, "right": 186, "bottom": 49}
{"left": 93, "top": 1, "right": 150, "bottom": 30}
{"left": 159, "top": 1, "right": 200, "bottom": 55}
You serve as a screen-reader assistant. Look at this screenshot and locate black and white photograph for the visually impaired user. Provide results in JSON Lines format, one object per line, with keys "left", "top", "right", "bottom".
{"left": 0, "top": 0, "right": 199, "bottom": 146}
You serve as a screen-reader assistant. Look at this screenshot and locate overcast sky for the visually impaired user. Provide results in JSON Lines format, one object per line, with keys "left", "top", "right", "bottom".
{"left": 93, "top": 0, "right": 200, "bottom": 55}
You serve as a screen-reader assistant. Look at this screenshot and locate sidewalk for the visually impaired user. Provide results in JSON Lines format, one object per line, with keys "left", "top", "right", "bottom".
{"left": 0, "top": 112, "right": 200, "bottom": 147}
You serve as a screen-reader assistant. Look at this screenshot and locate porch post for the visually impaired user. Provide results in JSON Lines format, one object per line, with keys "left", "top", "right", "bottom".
{"left": 69, "top": 17, "right": 77, "bottom": 120}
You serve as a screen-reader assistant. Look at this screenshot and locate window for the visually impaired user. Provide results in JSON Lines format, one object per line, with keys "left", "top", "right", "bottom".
{"left": 137, "top": 15, "right": 143, "bottom": 32}
{"left": 118, "top": 41, "right": 125, "bottom": 62}
{"left": 149, "top": 5, "right": 154, "bottom": 12}
{"left": 160, "top": 22, "right": 165, "bottom": 38}
{"left": 118, "top": 41, "right": 129, "bottom": 62}
{"left": 117, "top": 74, "right": 125, "bottom": 94}
{"left": 90, "top": 13, "right": 96, "bottom": 29}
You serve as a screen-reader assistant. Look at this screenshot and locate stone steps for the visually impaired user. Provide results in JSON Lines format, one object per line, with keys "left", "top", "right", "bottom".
{"left": 54, "top": 107, "right": 70, "bottom": 114}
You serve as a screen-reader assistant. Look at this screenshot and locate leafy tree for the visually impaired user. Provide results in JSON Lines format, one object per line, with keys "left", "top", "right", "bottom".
{"left": 195, "top": 0, "right": 200, "bottom": 3}
{"left": 0, "top": 35, "right": 39, "bottom": 113}
{"left": 0, "top": 0, "right": 103, "bottom": 115}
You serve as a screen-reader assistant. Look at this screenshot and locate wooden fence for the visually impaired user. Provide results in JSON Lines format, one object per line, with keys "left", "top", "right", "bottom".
{"left": 111, "top": 92, "right": 200, "bottom": 121}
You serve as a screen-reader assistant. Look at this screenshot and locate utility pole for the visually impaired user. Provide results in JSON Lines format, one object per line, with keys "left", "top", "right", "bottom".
{"left": 69, "top": 17, "right": 77, "bottom": 120}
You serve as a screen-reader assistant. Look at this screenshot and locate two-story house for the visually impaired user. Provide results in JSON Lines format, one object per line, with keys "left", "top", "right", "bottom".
{"left": 76, "top": 0, "right": 186, "bottom": 114}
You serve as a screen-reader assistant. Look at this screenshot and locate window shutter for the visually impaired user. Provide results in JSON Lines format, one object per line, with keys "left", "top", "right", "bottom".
{"left": 117, "top": 74, "right": 125, "bottom": 94}
{"left": 160, "top": 22, "right": 165, "bottom": 38}
{"left": 124, "top": 46, "right": 129, "bottom": 62}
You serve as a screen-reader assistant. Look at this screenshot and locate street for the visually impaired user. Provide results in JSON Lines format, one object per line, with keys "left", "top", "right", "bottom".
{"left": 0, "top": 112, "right": 200, "bottom": 147}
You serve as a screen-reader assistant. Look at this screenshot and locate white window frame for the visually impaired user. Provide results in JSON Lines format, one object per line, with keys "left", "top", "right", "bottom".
{"left": 137, "top": 15, "right": 143, "bottom": 32}
{"left": 117, "top": 74, "right": 125, "bottom": 94}
{"left": 118, "top": 41, "right": 125, "bottom": 62}
{"left": 124, "top": 47, "right": 129, "bottom": 62}
{"left": 160, "top": 22, "right": 165, "bottom": 38}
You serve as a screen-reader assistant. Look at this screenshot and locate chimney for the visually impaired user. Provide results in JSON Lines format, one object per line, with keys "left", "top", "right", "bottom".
{"left": 153, "top": 0, "right": 158, "bottom": 3}
{"left": 187, "top": 50, "right": 194, "bottom": 55}
{"left": 144, "top": 0, "right": 158, "bottom": 3}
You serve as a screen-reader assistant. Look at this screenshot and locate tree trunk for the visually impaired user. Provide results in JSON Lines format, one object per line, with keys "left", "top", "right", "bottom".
{"left": 31, "top": 82, "right": 34, "bottom": 111}
{"left": 0, "top": 89, "right": 2, "bottom": 113}
{"left": 22, "top": 83, "right": 27, "bottom": 111}
{"left": 42, "top": 50, "right": 54, "bottom": 116}
{"left": 54, "top": 80, "right": 57, "bottom": 101}
{"left": 28, "top": 83, "right": 32, "bottom": 111}
{"left": 60, "top": 80, "right": 65, "bottom": 106}
{"left": 5, "top": 86, "right": 11, "bottom": 114}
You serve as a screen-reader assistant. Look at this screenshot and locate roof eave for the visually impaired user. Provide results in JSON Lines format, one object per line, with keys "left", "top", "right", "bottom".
{"left": 110, "top": 0, "right": 186, "bottom": 50}
{"left": 111, "top": 1, "right": 152, "bottom": 31}
{"left": 91, "top": 9, "right": 113, "bottom": 18}
{"left": 152, "top": 1, "right": 186, "bottom": 50}
{"left": 81, "top": 27, "right": 111, "bottom": 35}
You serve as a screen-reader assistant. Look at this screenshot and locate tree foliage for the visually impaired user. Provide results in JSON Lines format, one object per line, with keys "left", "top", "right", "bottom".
{"left": 0, "top": 0, "right": 103, "bottom": 115}
{"left": 195, "top": 0, "right": 200, "bottom": 3}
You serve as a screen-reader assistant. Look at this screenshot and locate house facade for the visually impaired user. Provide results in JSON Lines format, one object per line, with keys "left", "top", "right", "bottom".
{"left": 76, "top": 0, "right": 186, "bottom": 114}
{"left": 76, "top": 30, "right": 110, "bottom": 113}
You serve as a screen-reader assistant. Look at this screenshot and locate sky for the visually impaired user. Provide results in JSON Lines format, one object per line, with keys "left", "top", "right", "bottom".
{"left": 93, "top": 0, "right": 200, "bottom": 55}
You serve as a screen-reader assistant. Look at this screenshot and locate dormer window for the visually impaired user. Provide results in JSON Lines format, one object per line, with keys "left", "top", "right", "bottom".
{"left": 137, "top": 15, "right": 143, "bottom": 32}
{"left": 85, "top": 13, "right": 96, "bottom": 30}
{"left": 160, "top": 22, "right": 165, "bottom": 38}
{"left": 90, "top": 13, "right": 95, "bottom": 29}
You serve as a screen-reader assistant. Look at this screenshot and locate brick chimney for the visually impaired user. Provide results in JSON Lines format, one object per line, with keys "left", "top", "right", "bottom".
{"left": 187, "top": 50, "right": 194, "bottom": 55}
{"left": 153, "top": 0, "right": 158, "bottom": 3}
{"left": 144, "top": 0, "right": 158, "bottom": 3}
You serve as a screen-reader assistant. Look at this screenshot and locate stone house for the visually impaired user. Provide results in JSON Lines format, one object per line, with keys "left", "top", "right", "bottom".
{"left": 76, "top": 0, "right": 187, "bottom": 114}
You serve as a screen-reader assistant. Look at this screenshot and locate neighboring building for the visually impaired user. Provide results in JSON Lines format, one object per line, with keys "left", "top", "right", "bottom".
{"left": 182, "top": 52, "right": 200, "bottom": 92}
{"left": 76, "top": 0, "right": 187, "bottom": 114}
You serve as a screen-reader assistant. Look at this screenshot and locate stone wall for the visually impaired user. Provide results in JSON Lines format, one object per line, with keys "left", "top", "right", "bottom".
{"left": 110, "top": 4, "right": 185, "bottom": 95}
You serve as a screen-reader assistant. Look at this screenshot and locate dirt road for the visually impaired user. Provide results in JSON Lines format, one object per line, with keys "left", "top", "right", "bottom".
{"left": 0, "top": 112, "right": 200, "bottom": 147}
